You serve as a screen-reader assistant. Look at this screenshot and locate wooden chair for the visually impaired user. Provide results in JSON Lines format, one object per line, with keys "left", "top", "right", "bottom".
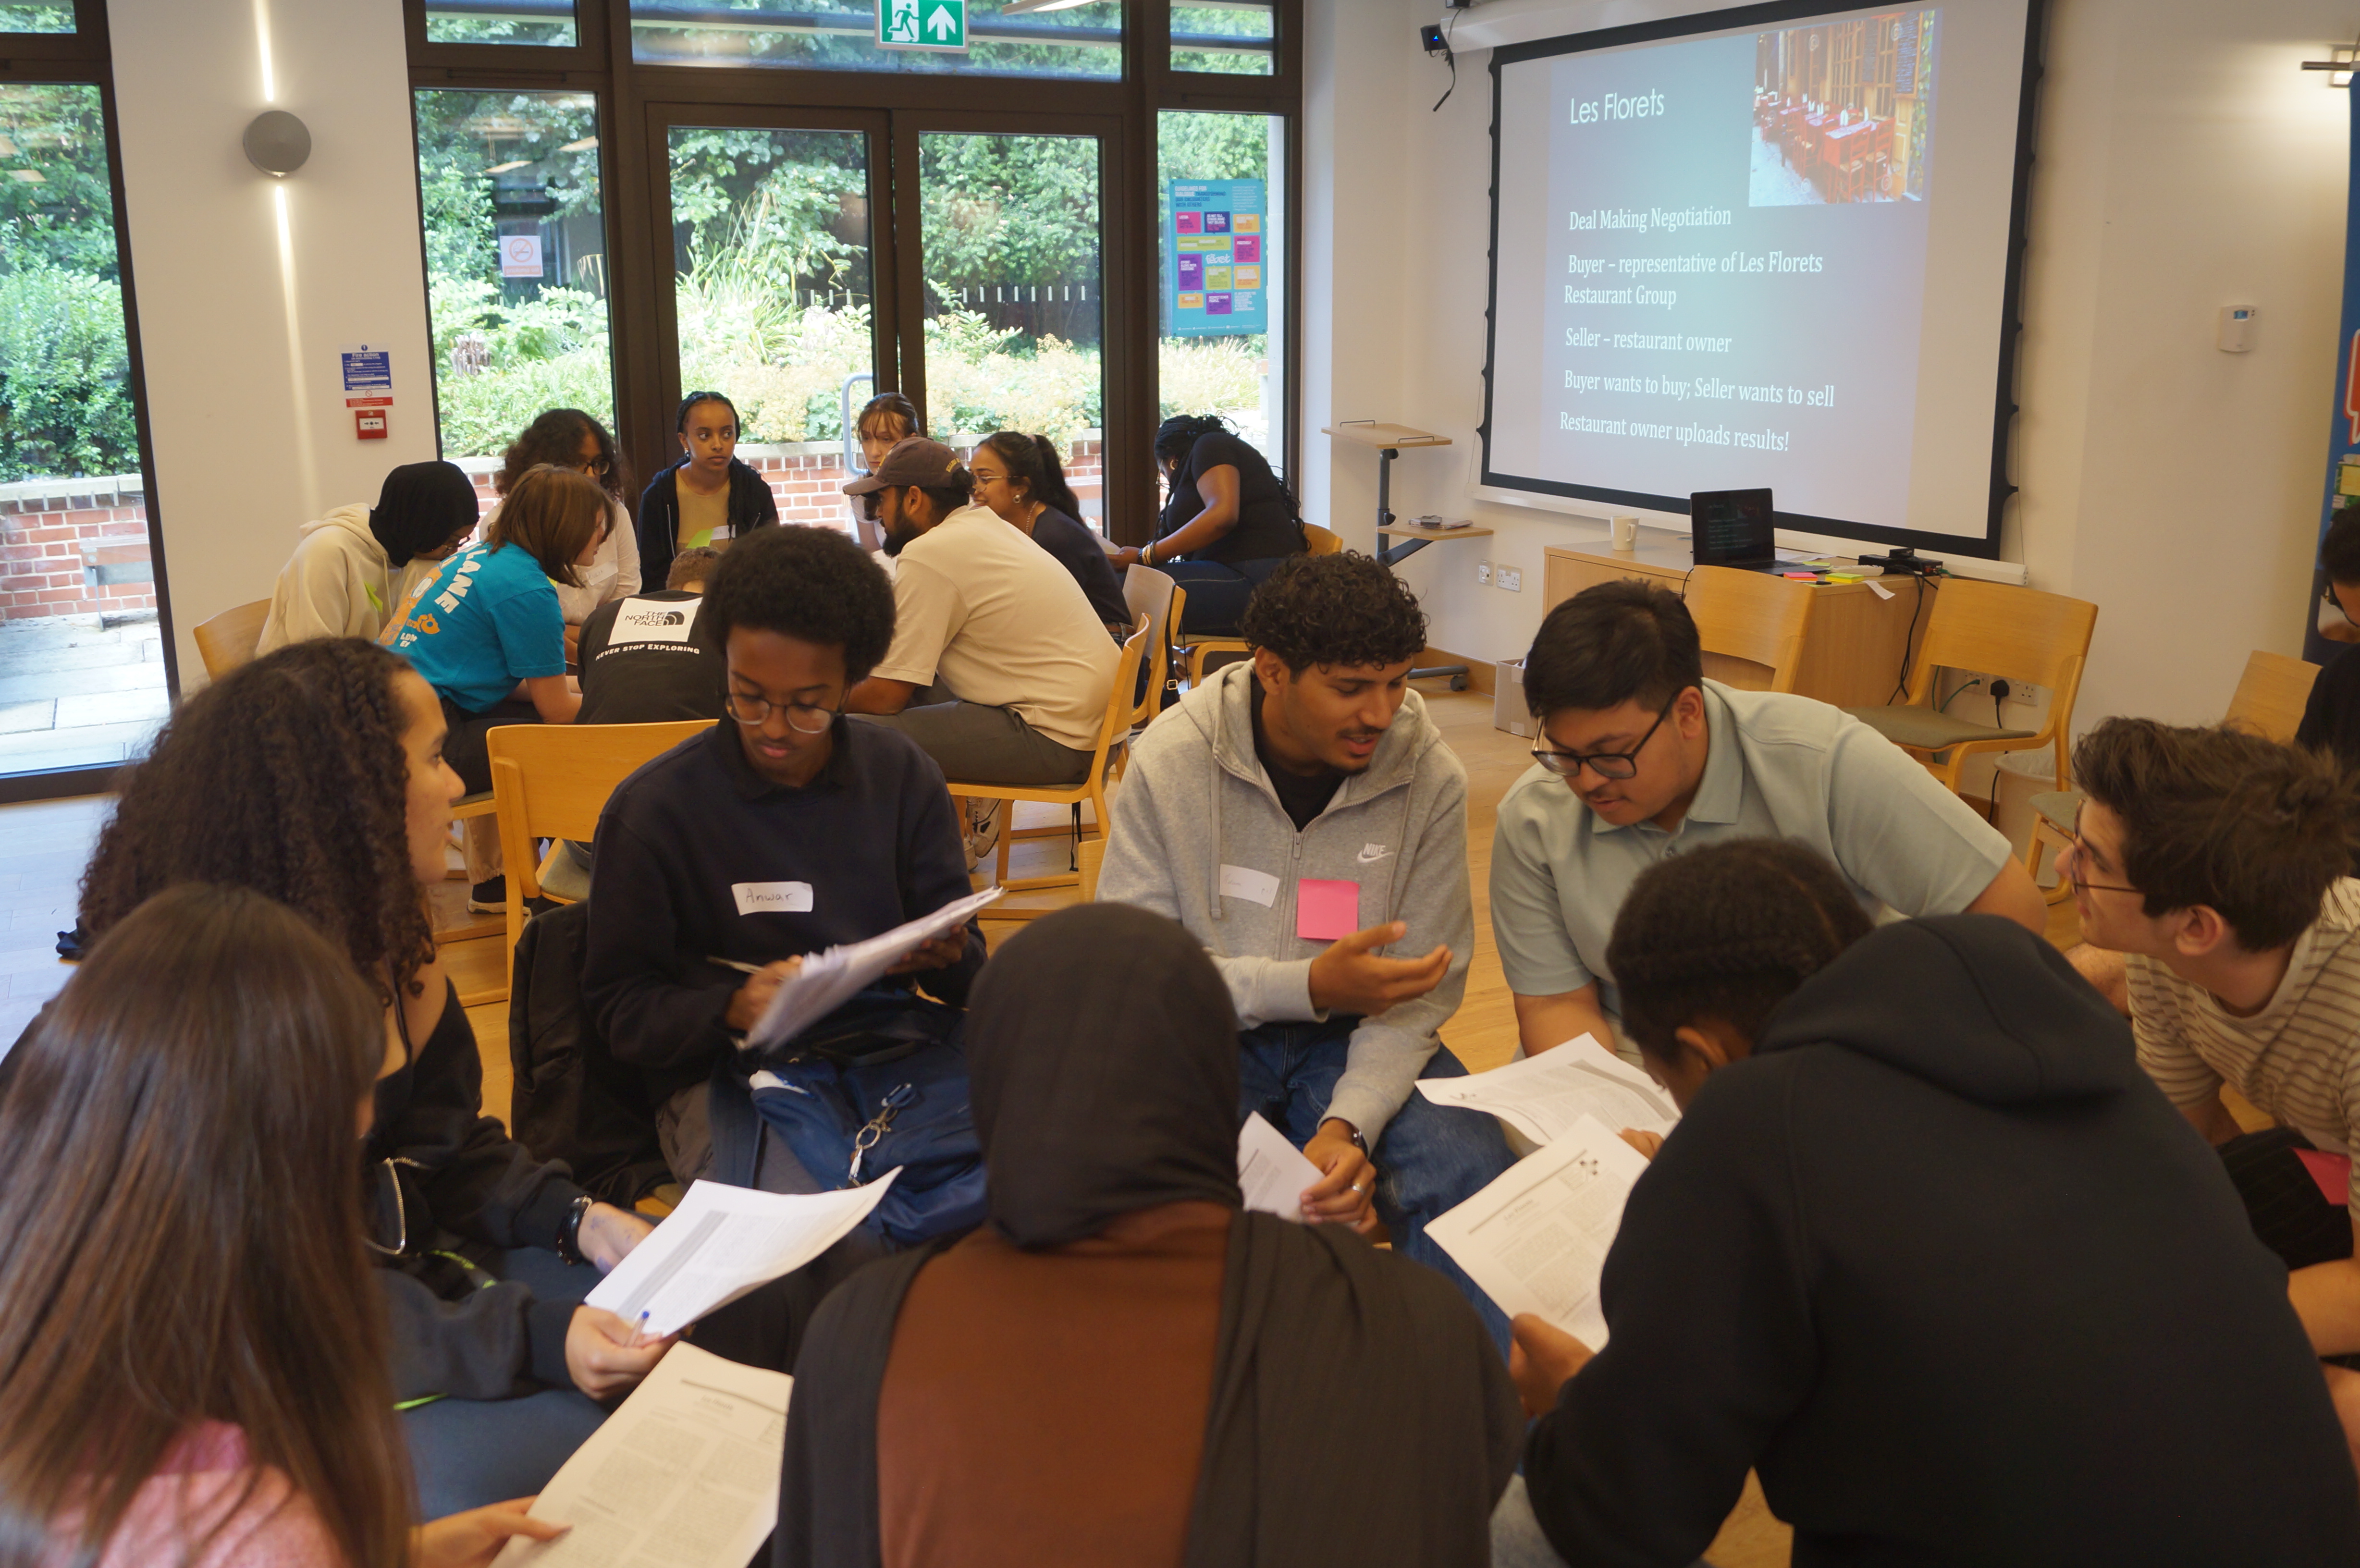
{"left": 1684, "top": 565, "right": 1813, "bottom": 694}
{"left": 482, "top": 719, "right": 719, "bottom": 998}
{"left": 1176, "top": 522, "right": 1344, "bottom": 687}
{"left": 1843, "top": 576, "right": 2097, "bottom": 801}
{"left": 1121, "top": 562, "right": 1183, "bottom": 736}
{"left": 192, "top": 599, "right": 271, "bottom": 680}
{"left": 955, "top": 616, "right": 1147, "bottom": 918}
{"left": 1079, "top": 835, "right": 1106, "bottom": 902}
{"left": 2023, "top": 649, "right": 2321, "bottom": 900}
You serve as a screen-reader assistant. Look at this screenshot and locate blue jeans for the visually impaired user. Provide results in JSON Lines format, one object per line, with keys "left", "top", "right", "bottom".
{"left": 399, "top": 1247, "right": 607, "bottom": 1519}
{"left": 1491, "top": 1475, "right": 1719, "bottom": 1568}
{"left": 1237, "top": 1019, "right": 1516, "bottom": 1354}
{"left": 1166, "top": 555, "right": 1288, "bottom": 637}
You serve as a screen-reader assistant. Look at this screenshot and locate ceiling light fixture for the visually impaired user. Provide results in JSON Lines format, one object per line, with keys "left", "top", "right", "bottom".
{"left": 483, "top": 159, "right": 533, "bottom": 174}
{"left": 999, "top": 0, "right": 1095, "bottom": 13}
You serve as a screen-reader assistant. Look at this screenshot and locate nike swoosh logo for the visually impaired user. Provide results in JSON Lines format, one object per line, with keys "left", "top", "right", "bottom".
{"left": 1355, "top": 845, "right": 1392, "bottom": 864}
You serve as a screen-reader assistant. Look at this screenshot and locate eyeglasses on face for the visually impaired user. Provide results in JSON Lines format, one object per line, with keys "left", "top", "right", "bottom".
{"left": 1531, "top": 699, "right": 1676, "bottom": 781}
{"left": 2062, "top": 805, "right": 2140, "bottom": 896}
{"left": 725, "top": 689, "right": 836, "bottom": 734}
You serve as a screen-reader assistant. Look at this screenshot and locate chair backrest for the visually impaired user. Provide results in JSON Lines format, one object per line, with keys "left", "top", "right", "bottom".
{"left": 1123, "top": 564, "right": 1180, "bottom": 725}
{"left": 1303, "top": 522, "right": 1343, "bottom": 557}
{"left": 487, "top": 720, "right": 718, "bottom": 895}
{"left": 193, "top": 599, "right": 272, "bottom": 680}
{"left": 1684, "top": 566, "right": 1813, "bottom": 694}
{"left": 1094, "top": 615, "right": 1151, "bottom": 771}
{"left": 1909, "top": 576, "right": 2098, "bottom": 708}
{"left": 2225, "top": 649, "right": 2321, "bottom": 742}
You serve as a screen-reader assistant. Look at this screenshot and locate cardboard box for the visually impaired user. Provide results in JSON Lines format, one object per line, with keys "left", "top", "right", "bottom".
{"left": 1493, "top": 660, "right": 1531, "bottom": 738}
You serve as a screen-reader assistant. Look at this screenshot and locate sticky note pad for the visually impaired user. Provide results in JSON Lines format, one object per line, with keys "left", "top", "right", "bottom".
{"left": 1297, "top": 879, "right": 1360, "bottom": 942}
{"left": 2297, "top": 1148, "right": 2351, "bottom": 1208}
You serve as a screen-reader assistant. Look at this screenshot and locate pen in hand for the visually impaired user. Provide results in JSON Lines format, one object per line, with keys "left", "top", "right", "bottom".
{"left": 629, "top": 1310, "right": 651, "bottom": 1350}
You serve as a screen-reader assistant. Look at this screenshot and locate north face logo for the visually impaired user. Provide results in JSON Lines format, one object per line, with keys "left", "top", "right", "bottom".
{"left": 653, "top": 610, "right": 685, "bottom": 625}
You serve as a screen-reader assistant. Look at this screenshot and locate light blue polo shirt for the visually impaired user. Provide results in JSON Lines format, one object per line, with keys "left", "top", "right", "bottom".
{"left": 390, "top": 541, "right": 566, "bottom": 713}
{"left": 1488, "top": 679, "right": 2013, "bottom": 1012}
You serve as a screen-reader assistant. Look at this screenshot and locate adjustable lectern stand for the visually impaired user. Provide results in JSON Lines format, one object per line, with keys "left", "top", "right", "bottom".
{"left": 1320, "top": 423, "right": 1492, "bottom": 690}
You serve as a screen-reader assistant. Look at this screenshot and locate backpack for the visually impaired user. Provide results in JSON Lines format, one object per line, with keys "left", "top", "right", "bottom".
{"left": 506, "top": 900, "right": 672, "bottom": 1206}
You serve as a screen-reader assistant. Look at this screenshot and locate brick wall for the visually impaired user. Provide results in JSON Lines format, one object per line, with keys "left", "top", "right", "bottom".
{"left": 0, "top": 475, "right": 157, "bottom": 624}
{"left": 458, "top": 434, "right": 1107, "bottom": 535}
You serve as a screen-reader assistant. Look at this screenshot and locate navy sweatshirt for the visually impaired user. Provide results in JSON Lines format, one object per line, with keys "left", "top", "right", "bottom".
{"left": 584, "top": 719, "right": 985, "bottom": 1102}
{"left": 1524, "top": 915, "right": 2360, "bottom": 1568}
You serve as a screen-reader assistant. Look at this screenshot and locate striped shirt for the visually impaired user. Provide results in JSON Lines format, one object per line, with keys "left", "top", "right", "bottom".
{"left": 2128, "top": 877, "right": 2360, "bottom": 1213}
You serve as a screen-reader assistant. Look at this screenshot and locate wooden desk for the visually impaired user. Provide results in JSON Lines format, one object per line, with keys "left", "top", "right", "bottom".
{"left": 1543, "top": 525, "right": 1936, "bottom": 710}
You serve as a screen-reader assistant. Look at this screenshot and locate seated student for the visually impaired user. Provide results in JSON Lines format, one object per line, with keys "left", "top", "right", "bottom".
{"left": 777, "top": 903, "right": 1521, "bottom": 1568}
{"left": 584, "top": 523, "right": 983, "bottom": 1203}
{"left": 1111, "top": 414, "right": 1306, "bottom": 637}
{"left": 849, "top": 391, "right": 921, "bottom": 551}
{"left": 968, "top": 429, "right": 1128, "bottom": 632}
{"left": 636, "top": 391, "right": 780, "bottom": 591}
{"left": 485, "top": 409, "right": 640, "bottom": 656}
{"left": 577, "top": 545, "right": 725, "bottom": 726}
{"left": 1496, "top": 839, "right": 2360, "bottom": 1568}
{"left": 257, "top": 460, "right": 478, "bottom": 655}
{"left": 842, "top": 438, "right": 1119, "bottom": 858}
{"left": 393, "top": 463, "right": 596, "bottom": 767}
{"left": 2063, "top": 719, "right": 2360, "bottom": 1360}
{"left": 0, "top": 884, "right": 569, "bottom": 1568}
{"left": 2302, "top": 502, "right": 2360, "bottom": 765}
{"left": 1098, "top": 552, "right": 1517, "bottom": 1344}
{"left": 1490, "top": 579, "right": 2046, "bottom": 1061}
{"left": 74, "top": 638, "right": 673, "bottom": 1519}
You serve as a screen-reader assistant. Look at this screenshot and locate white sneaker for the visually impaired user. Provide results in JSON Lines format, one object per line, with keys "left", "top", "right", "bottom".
{"left": 965, "top": 798, "right": 1004, "bottom": 871}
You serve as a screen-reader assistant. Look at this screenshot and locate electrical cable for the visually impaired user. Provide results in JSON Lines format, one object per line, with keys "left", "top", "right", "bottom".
{"left": 1432, "top": 9, "right": 1460, "bottom": 113}
{"left": 1889, "top": 569, "right": 1926, "bottom": 704}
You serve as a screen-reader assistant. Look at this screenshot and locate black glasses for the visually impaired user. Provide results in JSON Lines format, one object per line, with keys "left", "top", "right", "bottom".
{"left": 1531, "top": 701, "right": 1675, "bottom": 781}
{"left": 725, "top": 689, "right": 836, "bottom": 734}
{"left": 2062, "top": 805, "right": 2140, "bottom": 895}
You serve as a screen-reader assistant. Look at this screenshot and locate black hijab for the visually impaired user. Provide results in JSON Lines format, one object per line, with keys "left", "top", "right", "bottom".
{"left": 369, "top": 461, "right": 479, "bottom": 567}
{"left": 776, "top": 905, "right": 1522, "bottom": 1568}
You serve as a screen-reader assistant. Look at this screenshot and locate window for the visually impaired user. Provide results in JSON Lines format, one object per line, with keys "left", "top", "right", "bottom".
{"left": 413, "top": 90, "right": 616, "bottom": 471}
{"left": 423, "top": 0, "right": 579, "bottom": 46}
{"left": 631, "top": 0, "right": 1122, "bottom": 78}
{"left": 1158, "top": 110, "right": 1284, "bottom": 469}
{"left": 1172, "top": 0, "right": 1275, "bottom": 75}
{"left": 0, "top": 3, "right": 72, "bottom": 31}
{"left": 0, "top": 80, "right": 166, "bottom": 780}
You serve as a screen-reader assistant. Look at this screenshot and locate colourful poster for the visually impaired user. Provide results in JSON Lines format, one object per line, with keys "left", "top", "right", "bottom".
{"left": 1167, "top": 178, "right": 1267, "bottom": 338}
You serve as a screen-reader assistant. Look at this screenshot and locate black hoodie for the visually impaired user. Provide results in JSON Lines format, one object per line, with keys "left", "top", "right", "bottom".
{"left": 1524, "top": 915, "right": 2360, "bottom": 1568}
{"left": 637, "top": 458, "right": 781, "bottom": 591}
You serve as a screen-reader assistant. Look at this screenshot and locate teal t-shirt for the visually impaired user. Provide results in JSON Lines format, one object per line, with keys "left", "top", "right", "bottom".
{"left": 391, "top": 541, "right": 566, "bottom": 713}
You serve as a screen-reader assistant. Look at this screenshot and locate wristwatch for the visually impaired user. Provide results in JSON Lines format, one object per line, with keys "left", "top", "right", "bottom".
{"left": 556, "top": 1193, "right": 594, "bottom": 1267}
{"left": 1343, "top": 1126, "right": 1369, "bottom": 1157}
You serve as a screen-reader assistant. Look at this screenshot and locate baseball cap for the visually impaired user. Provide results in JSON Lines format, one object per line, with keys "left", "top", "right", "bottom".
{"left": 843, "top": 436, "right": 967, "bottom": 496}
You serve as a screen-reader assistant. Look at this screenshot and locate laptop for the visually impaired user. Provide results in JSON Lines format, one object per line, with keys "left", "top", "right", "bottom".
{"left": 1689, "top": 488, "right": 1777, "bottom": 570}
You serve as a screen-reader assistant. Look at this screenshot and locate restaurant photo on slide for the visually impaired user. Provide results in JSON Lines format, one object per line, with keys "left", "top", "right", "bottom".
{"left": 1752, "top": 10, "right": 1940, "bottom": 208}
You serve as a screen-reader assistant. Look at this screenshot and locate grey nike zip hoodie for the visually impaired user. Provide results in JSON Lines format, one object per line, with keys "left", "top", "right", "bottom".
{"left": 1098, "top": 659, "right": 1475, "bottom": 1144}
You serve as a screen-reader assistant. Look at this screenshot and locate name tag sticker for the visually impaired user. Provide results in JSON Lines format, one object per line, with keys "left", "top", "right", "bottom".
{"left": 1297, "top": 879, "right": 1361, "bottom": 942}
{"left": 612, "top": 596, "right": 702, "bottom": 644}
{"left": 1218, "top": 864, "right": 1280, "bottom": 908}
{"left": 732, "top": 881, "right": 813, "bottom": 916}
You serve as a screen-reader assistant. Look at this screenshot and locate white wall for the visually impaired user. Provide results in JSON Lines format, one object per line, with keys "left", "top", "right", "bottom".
{"left": 1301, "top": 0, "right": 2354, "bottom": 730}
{"left": 109, "top": 0, "right": 434, "bottom": 684}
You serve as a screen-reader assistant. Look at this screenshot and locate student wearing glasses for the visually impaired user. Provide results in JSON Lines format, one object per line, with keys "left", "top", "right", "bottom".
{"left": 582, "top": 524, "right": 985, "bottom": 1196}
{"left": 1488, "top": 580, "right": 2045, "bottom": 1063}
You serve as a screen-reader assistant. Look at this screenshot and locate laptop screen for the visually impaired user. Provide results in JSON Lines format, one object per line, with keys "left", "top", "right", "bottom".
{"left": 1690, "top": 489, "right": 1774, "bottom": 567}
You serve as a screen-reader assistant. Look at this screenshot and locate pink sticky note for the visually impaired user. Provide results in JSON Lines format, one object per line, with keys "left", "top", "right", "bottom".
{"left": 2297, "top": 1148, "right": 2352, "bottom": 1208}
{"left": 1297, "top": 879, "right": 1361, "bottom": 942}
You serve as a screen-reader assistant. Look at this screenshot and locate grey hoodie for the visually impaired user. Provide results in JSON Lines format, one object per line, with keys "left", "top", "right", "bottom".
{"left": 1099, "top": 660, "right": 1475, "bottom": 1144}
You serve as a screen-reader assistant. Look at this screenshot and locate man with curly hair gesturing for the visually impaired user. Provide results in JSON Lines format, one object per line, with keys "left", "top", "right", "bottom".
{"left": 1099, "top": 552, "right": 1518, "bottom": 1347}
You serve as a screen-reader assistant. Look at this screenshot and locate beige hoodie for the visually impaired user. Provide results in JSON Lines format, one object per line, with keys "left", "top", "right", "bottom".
{"left": 256, "top": 504, "right": 436, "bottom": 655}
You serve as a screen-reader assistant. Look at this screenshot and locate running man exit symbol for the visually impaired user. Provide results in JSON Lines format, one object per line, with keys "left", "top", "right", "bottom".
{"left": 879, "top": 0, "right": 964, "bottom": 49}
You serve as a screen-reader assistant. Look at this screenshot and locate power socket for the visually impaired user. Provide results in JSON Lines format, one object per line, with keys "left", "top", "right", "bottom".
{"left": 1475, "top": 560, "right": 1492, "bottom": 586}
{"left": 1498, "top": 565, "right": 1524, "bottom": 592}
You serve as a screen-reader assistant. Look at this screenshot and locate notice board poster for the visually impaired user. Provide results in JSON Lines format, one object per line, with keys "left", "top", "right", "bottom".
{"left": 1167, "top": 179, "right": 1266, "bottom": 337}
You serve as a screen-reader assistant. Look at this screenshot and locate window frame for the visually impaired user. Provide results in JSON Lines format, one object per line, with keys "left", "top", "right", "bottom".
{"left": 403, "top": 0, "right": 1301, "bottom": 547}
{"left": 0, "top": 0, "right": 179, "bottom": 802}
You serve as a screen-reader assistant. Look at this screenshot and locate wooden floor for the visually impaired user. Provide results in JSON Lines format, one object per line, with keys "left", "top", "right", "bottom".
{"left": 5, "top": 687, "right": 2103, "bottom": 1568}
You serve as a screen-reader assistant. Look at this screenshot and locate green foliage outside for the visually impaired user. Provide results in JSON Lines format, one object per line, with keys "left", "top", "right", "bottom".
{"left": 0, "top": 83, "right": 135, "bottom": 481}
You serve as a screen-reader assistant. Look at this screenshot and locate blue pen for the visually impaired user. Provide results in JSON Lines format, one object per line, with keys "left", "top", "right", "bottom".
{"left": 632, "top": 1310, "right": 651, "bottom": 1349}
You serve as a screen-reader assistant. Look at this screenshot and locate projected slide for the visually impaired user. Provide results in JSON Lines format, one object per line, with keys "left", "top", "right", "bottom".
{"left": 1484, "top": 5, "right": 2031, "bottom": 550}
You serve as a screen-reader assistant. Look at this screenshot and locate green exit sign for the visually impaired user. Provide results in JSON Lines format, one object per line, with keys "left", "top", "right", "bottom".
{"left": 879, "top": 0, "right": 966, "bottom": 50}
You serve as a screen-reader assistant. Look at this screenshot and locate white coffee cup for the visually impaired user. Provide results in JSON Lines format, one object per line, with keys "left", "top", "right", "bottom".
{"left": 1610, "top": 514, "right": 1639, "bottom": 550}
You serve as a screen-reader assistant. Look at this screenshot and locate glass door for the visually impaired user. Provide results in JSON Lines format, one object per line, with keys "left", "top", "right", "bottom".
{"left": 905, "top": 125, "right": 1107, "bottom": 530}
{"left": 652, "top": 111, "right": 889, "bottom": 539}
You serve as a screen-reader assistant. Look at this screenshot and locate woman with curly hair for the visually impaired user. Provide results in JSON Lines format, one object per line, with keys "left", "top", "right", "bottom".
{"left": 488, "top": 408, "right": 639, "bottom": 648}
{"left": 0, "top": 883, "right": 567, "bottom": 1567}
{"left": 1110, "top": 413, "right": 1305, "bottom": 637}
{"left": 75, "top": 637, "right": 671, "bottom": 1519}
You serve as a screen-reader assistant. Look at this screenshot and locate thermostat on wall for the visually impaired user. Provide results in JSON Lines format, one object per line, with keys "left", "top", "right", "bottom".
{"left": 2218, "top": 306, "right": 2259, "bottom": 353}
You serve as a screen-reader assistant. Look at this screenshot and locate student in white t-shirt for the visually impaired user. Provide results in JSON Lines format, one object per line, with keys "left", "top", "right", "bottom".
{"left": 842, "top": 437, "right": 1118, "bottom": 790}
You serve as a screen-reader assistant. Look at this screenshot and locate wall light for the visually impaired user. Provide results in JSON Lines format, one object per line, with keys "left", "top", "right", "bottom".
{"left": 243, "top": 109, "right": 311, "bottom": 177}
{"left": 2302, "top": 38, "right": 2358, "bottom": 88}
